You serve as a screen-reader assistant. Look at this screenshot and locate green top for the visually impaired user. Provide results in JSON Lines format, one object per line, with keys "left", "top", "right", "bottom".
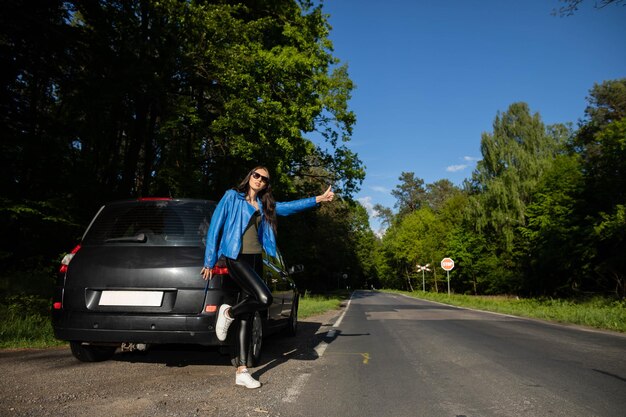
{"left": 240, "top": 211, "right": 262, "bottom": 254}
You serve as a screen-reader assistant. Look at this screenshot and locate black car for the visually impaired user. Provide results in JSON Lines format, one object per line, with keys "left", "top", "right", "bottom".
{"left": 52, "top": 198, "right": 300, "bottom": 365}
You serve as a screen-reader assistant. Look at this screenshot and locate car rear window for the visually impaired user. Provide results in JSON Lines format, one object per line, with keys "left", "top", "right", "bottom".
{"left": 82, "top": 200, "right": 215, "bottom": 247}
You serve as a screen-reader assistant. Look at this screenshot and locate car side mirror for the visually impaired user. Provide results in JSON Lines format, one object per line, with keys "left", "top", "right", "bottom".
{"left": 288, "top": 264, "right": 304, "bottom": 274}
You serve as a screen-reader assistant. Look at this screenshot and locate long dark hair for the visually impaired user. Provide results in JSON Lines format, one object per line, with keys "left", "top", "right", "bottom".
{"left": 236, "top": 166, "right": 277, "bottom": 232}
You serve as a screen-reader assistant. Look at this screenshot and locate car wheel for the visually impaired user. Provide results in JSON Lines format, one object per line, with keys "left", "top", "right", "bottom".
{"left": 285, "top": 298, "right": 299, "bottom": 336}
{"left": 247, "top": 311, "right": 263, "bottom": 367}
{"left": 230, "top": 311, "right": 263, "bottom": 368}
{"left": 70, "top": 341, "right": 117, "bottom": 362}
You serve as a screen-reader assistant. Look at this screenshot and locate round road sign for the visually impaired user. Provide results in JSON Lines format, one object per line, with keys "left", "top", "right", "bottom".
{"left": 441, "top": 257, "right": 455, "bottom": 271}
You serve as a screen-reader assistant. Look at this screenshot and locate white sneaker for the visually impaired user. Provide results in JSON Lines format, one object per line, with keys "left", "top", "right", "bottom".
{"left": 215, "top": 304, "right": 234, "bottom": 342}
{"left": 235, "top": 369, "right": 261, "bottom": 389}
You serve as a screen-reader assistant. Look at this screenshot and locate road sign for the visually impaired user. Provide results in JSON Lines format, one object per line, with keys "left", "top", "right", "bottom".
{"left": 417, "top": 264, "right": 431, "bottom": 292}
{"left": 441, "top": 257, "right": 454, "bottom": 271}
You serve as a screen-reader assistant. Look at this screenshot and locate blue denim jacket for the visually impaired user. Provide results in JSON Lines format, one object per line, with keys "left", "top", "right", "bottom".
{"left": 203, "top": 189, "right": 318, "bottom": 268}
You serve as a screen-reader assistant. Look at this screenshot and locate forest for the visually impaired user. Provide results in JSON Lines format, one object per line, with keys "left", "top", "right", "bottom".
{"left": 1, "top": 0, "right": 624, "bottom": 304}
{"left": 374, "top": 87, "right": 626, "bottom": 299}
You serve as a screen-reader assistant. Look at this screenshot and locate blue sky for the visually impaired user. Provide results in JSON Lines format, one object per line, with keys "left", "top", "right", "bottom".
{"left": 318, "top": 0, "right": 626, "bottom": 234}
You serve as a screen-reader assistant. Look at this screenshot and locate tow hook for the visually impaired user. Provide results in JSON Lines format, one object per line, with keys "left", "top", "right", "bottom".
{"left": 120, "top": 342, "right": 149, "bottom": 352}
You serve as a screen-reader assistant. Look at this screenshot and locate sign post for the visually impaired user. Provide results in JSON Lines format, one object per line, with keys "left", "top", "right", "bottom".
{"left": 416, "top": 264, "right": 431, "bottom": 292}
{"left": 440, "top": 258, "right": 455, "bottom": 296}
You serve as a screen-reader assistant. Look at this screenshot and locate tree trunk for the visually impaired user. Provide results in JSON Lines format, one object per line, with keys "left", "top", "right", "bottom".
{"left": 405, "top": 265, "right": 413, "bottom": 292}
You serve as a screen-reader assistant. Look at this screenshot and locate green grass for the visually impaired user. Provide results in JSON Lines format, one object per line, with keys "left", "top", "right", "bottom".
{"left": 298, "top": 292, "right": 348, "bottom": 319}
{"left": 385, "top": 290, "right": 626, "bottom": 333}
{"left": 0, "top": 294, "right": 65, "bottom": 349}
{"left": 0, "top": 309, "right": 64, "bottom": 349}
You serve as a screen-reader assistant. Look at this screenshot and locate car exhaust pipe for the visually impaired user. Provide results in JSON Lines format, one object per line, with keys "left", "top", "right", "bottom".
{"left": 120, "top": 343, "right": 149, "bottom": 352}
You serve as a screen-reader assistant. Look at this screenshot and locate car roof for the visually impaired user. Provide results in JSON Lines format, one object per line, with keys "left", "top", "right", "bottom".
{"left": 103, "top": 198, "right": 215, "bottom": 206}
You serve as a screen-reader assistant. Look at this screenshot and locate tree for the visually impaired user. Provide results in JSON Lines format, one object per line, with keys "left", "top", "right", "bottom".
{"left": 57, "top": 0, "right": 363, "bottom": 203}
{"left": 279, "top": 194, "right": 375, "bottom": 292}
{"left": 0, "top": 0, "right": 364, "bottom": 297}
{"left": 0, "top": 1, "right": 85, "bottom": 297}
{"left": 469, "top": 102, "right": 565, "bottom": 249}
{"left": 518, "top": 154, "right": 586, "bottom": 296}
{"left": 0, "top": 0, "right": 78, "bottom": 202}
{"left": 390, "top": 172, "right": 426, "bottom": 218}
{"left": 373, "top": 203, "right": 395, "bottom": 229}
{"left": 425, "top": 179, "right": 460, "bottom": 212}
{"left": 573, "top": 79, "right": 626, "bottom": 213}
{"left": 569, "top": 80, "right": 626, "bottom": 296}
{"left": 552, "top": 0, "right": 625, "bottom": 16}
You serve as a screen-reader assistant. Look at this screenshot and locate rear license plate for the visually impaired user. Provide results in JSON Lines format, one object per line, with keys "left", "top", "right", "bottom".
{"left": 99, "top": 291, "right": 164, "bottom": 307}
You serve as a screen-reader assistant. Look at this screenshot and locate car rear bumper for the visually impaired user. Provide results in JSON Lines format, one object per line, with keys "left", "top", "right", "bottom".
{"left": 52, "top": 311, "right": 223, "bottom": 345}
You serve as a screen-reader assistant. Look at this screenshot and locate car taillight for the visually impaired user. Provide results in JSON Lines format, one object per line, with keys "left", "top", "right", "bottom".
{"left": 211, "top": 266, "right": 229, "bottom": 275}
{"left": 202, "top": 266, "right": 228, "bottom": 314}
{"left": 59, "top": 244, "right": 81, "bottom": 273}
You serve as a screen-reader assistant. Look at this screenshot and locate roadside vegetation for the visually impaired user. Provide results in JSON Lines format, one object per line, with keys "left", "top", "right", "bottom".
{"left": 387, "top": 290, "right": 626, "bottom": 333}
{"left": 361, "top": 79, "right": 626, "bottom": 304}
{"left": 0, "top": 295, "right": 62, "bottom": 349}
{"left": 299, "top": 292, "right": 348, "bottom": 319}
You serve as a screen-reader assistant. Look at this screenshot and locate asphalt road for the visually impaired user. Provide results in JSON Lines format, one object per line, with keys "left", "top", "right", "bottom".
{"left": 281, "top": 291, "right": 626, "bottom": 417}
{"left": 2, "top": 291, "right": 625, "bottom": 417}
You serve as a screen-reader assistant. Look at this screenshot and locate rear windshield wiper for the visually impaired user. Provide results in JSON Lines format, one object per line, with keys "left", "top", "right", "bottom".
{"left": 104, "top": 233, "right": 147, "bottom": 243}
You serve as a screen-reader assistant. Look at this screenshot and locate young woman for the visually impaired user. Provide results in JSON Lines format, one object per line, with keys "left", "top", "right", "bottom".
{"left": 201, "top": 166, "right": 334, "bottom": 389}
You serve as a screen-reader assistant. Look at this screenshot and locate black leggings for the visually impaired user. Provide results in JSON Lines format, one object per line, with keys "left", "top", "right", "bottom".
{"left": 225, "top": 254, "right": 273, "bottom": 365}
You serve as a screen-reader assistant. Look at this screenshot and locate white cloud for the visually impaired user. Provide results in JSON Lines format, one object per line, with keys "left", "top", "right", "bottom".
{"left": 463, "top": 156, "right": 480, "bottom": 162}
{"left": 446, "top": 164, "right": 468, "bottom": 172}
{"left": 358, "top": 196, "right": 389, "bottom": 238}
{"left": 370, "top": 185, "right": 390, "bottom": 193}
{"left": 445, "top": 156, "right": 480, "bottom": 173}
{"left": 357, "top": 196, "right": 379, "bottom": 217}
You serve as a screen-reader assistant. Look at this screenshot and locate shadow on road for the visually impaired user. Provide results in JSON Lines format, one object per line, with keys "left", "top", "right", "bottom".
{"left": 112, "top": 319, "right": 333, "bottom": 369}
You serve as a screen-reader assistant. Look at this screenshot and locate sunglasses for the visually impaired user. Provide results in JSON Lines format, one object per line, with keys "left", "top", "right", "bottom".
{"left": 251, "top": 171, "right": 270, "bottom": 183}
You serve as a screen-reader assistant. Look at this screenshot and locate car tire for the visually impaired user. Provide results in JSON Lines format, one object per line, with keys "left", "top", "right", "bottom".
{"left": 230, "top": 311, "right": 263, "bottom": 368}
{"left": 70, "top": 341, "right": 117, "bottom": 362}
{"left": 285, "top": 297, "right": 299, "bottom": 336}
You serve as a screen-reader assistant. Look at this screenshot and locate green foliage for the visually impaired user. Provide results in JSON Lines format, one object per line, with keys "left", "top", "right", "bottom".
{"left": 0, "top": 295, "right": 62, "bottom": 348}
{"left": 552, "top": 0, "right": 626, "bottom": 17}
{"left": 571, "top": 81, "right": 626, "bottom": 297}
{"left": 378, "top": 180, "right": 464, "bottom": 292}
{"left": 298, "top": 293, "right": 346, "bottom": 319}
{"left": 373, "top": 203, "right": 395, "bottom": 229}
{"left": 390, "top": 172, "right": 426, "bottom": 218}
{"left": 0, "top": 199, "right": 83, "bottom": 299}
{"left": 1, "top": 0, "right": 364, "bottom": 302}
{"left": 2, "top": 0, "right": 625, "bottom": 305}
{"left": 425, "top": 179, "right": 461, "bottom": 212}
{"left": 518, "top": 154, "right": 586, "bottom": 295}
{"left": 378, "top": 82, "right": 626, "bottom": 298}
{"left": 469, "top": 102, "right": 564, "bottom": 248}
{"left": 279, "top": 194, "right": 377, "bottom": 292}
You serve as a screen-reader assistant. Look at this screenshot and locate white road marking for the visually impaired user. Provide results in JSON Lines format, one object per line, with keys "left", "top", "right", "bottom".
{"left": 312, "top": 292, "right": 354, "bottom": 359}
{"left": 333, "top": 292, "right": 354, "bottom": 328}
{"left": 282, "top": 373, "right": 311, "bottom": 403}
{"left": 314, "top": 340, "right": 328, "bottom": 357}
